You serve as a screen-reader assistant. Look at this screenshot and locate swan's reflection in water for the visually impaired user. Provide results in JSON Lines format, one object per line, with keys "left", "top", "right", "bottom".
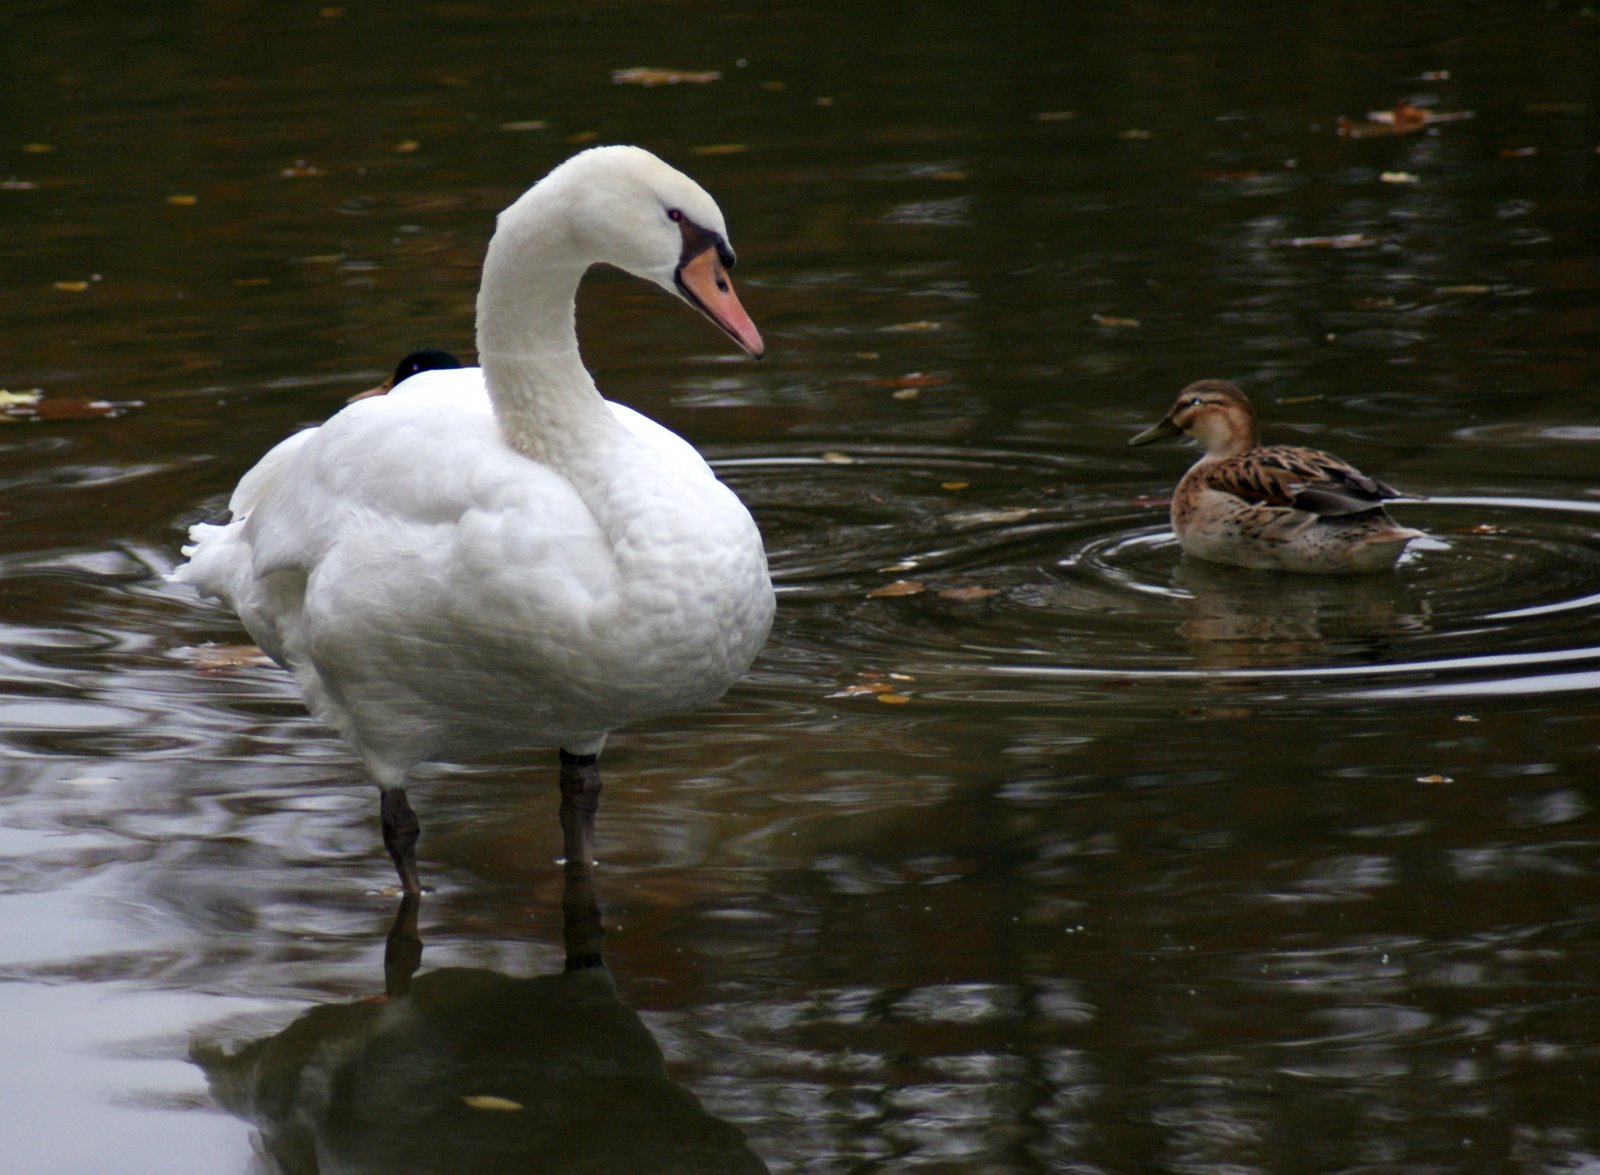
{"left": 193, "top": 869, "right": 768, "bottom": 1174}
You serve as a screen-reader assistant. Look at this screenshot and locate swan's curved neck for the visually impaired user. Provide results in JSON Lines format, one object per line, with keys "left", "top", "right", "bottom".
{"left": 475, "top": 216, "right": 614, "bottom": 465}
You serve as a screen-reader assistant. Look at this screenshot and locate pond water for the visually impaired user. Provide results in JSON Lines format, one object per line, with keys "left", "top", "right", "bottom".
{"left": 4, "top": 2, "right": 1600, "bottom": 1171}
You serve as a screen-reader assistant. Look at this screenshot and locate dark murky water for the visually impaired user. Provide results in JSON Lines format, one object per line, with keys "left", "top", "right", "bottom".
{"left": 4, "top": 2, "right": 1600, "bottom": 1171}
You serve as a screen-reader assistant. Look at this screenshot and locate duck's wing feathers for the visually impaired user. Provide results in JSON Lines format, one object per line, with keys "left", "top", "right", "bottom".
{"left": 1205, "top": 445, "right": 1413, "bottom": 518}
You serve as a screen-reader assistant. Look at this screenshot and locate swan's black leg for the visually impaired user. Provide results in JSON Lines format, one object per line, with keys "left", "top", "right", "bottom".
{"left": 557, "top": 749, "right": 602, "bottom": 869}
{"left": 380, "top": 786, "right": 422, "bottom": 895}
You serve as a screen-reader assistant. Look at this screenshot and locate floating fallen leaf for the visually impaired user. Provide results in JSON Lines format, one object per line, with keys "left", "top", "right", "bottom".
{"left": 828, "top": 682, "right": 896, "bottom": 698}
{"left": 690, "top": 143, "right": 748, "bottom": 156}
{"left": 3, "top": 395, "right": 142, "bottom": 422}
{"left": 862, "top": 372, "right": 950, "bottom": 389}
{"left": 1380, "top": 171, "right": 1420, "bottom": 184}
{"left": 53, "top": 280, "right": 89, "bottom": 292}
{"left": 499, "top": 120, "right": 550, "bottom": 132}
{"left": 892, "top": 388, "right": 920, "bottom": 401}
{"left": 1338, "top": 100, "right": 1472, "bottom": 138}
{"left": 190, "top": 643, "right": 275, "bottom": 673}
{"left": 461, "top": 1095, "right": 523, "bottom": 1112}
{"left": 611, "top": 67, "right": 722, "bottom": 87}
{"left": 820, "top": 451, "right": 856, "bottom": 465}
{"left": 868, "top": 579, "right": 924, "bottom": 598}
{"left": 884, "top": 320, "right": 943, "bottom": 332}
{"left": 1269, "top": 234, "right": 1380, "bottom": 249}
{"left": 1454, "top": 714, "right": 1480, "bottom": 723}
{"left": 392, "top": 140, "right": 420, "bottom": 153}
{"left": 165, "top": 193, "right": 198, "bottom": 205}
{"left": 939, "top": 586, "right": 1000, "bottom": 601}
{"left": 1091, "top": 313, "right": 1140, "bottom": 328}
{"left": 1034, "top": 111, "right": 1078, "bottom": 122}
{"left": 876, "top": 692, "right": 911, "bottom": 705}
{"left": 1279, "top": 393, "right": 1326, "bottom": 404}
{"left": 887, "top": 672, "right": 915, "bottom": 682}
{"left": 22, "top": 143, "right": 55, "bottom": 154}
{"left": 1416, "top": 773, "right": 1453, "bottom": 785}
{"left": 948, "top": 507, "right": 1037, "bottom": 526}
{"left": 1437, "top": 284, "right": 1492, "bottom": 296}
{"left": 941, "top": 481, "right": 969, "bottom": 491}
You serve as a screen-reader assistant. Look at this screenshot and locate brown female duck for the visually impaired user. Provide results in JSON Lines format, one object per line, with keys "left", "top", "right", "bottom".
{"left": 1129, "top": 380, "right": 1424, "bottom": 573}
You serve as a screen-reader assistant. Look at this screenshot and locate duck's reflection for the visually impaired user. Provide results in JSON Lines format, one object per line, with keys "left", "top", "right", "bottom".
{"left": 193, "top": 867, "right": 768, "bottom": 1174}
{"left": 1172, "top": 556, "right": 1428, "bottom": 668}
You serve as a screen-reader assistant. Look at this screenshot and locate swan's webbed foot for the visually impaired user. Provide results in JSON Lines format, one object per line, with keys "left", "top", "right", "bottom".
{"left": 557, "top": 749, "right": 602, "bottom": 870}
{"left": 380, "top": 786, "right": 422, "bottom": 895}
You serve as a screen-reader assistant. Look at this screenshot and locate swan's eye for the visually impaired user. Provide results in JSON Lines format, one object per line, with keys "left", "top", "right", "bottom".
{"left": 666, "top": 208, "right": 684, "bottom": 223}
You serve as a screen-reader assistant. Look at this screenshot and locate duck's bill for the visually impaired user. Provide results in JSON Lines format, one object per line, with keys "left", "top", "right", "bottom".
{"left": 675, "top": 249, "right": 765, "bottom": 358}
{"left": 1128, "top": 417, "right": 1182, "bottom": 446}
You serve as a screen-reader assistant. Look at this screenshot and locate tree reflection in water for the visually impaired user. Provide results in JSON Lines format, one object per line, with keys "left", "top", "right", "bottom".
{"left": 192, "top": 867, "right": 768, "bottom": 1175}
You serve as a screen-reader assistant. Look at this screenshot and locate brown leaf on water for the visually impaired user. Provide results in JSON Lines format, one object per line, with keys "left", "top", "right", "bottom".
{"left": 862, "top": 372, "right": 950, "bottom": 389}
{"left": 1091, "top": 313, "right": 1140, "bottom": 328}
{"left": 941, "top": 481, "right": 969, "bottom": 491}
{"left": 1416, "top": 773, "right": 1454, "bottom": 785}
{"left": 165, "top": 194, "right": 198, "bottom": 205}
{"left": 461, "top": 1095, "right": 523, "bottom": 1112}
{"left": 939, "top": 586, "right": 1000, "bottom": 601}
{"left": 892, "top": 388, "right": 920, "bottom": 401}
{"left": 1338, "top": 100, "right": 1472, "bottom": 138}
{"left": 1437, "top": 284, "right": 1492, "bottom": 296}
{"left": 190, "top": 643, "right": 275, "bottom": 673}
{"left": 1380, "top": 171, "right": 1420, "bottom": 184}
{"left": 1034, "top": 111, "right": 1078, "bottom": 122}
{"left": 875, "top": 692, "right": 911, "bottom": 705}
{"left": 868, "top": 579, "right": 925, "bottom": 598}
{"left": 53, "top": 280, "right": 90, "bottom": 292}
{"left": 828, "top": 681, "right": 895, "bottom": 698}
{"left": 392, "top": 140, "right": 420, "bottom": 154}
{"left": 27, "top": 397, "right": 141, "bottom": 422}
{"left": 612, "top": 67, "right": 722, "bottom": 87}
{"left": 884, "top": 320, "right": 944, "bottom": 332}
{"left": 1269, "top": 234, "right": 1381, "bottom": 250}
{"left": 499, "top": 120, "right": 550, "bottom": 132}
{"left": 820, "top": 451, "right": 856, "bottom": 465}
{"left": 22, "top": 143, "right": 55, "bottom": 154}
{"left": 690, "top": 143, "right": 748, "bottom": 156}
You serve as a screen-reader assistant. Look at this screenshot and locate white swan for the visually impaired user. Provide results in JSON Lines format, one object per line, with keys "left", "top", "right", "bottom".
{"left": 176, "top": 146, "right": 774, "bottom": 892}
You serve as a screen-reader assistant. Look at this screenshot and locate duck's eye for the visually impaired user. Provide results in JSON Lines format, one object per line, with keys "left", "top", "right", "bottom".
{"left": 666, "top": 208, "right": 684, "bottom": 223}
{"left": 1187, "top": 397, "right": 1203, "bottom": 408}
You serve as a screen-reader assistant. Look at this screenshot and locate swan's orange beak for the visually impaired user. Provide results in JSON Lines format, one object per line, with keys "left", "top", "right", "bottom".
{"left": 675, "top": 248, "right": 765, "bottom": 358}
